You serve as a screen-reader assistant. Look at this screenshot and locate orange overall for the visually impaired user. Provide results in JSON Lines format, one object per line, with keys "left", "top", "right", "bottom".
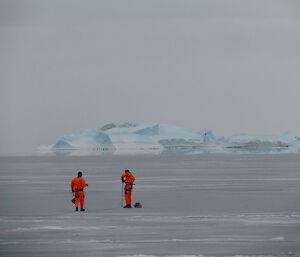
{"left": 121, "top": 172, "right": 135, "bottom": 206}
{"left": 71, "top": 177, "right": 88, "bottom": 209}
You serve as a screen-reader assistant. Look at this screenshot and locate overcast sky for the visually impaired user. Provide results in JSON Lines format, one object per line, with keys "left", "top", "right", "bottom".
{"left": 1, "top": 0, "right": 300, "bottom": 154}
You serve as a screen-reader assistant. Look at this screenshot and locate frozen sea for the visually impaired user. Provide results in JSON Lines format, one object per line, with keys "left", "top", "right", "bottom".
{"left": 0, "top": 154, "right": 300, "bottom": 257}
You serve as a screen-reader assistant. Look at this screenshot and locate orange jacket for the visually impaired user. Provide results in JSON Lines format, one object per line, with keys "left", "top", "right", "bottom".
{"left": 71, "top": 177, "right": 88, "bottom": 192}
{"left": 121, "top": 172, "right": 135, "bottom": 185}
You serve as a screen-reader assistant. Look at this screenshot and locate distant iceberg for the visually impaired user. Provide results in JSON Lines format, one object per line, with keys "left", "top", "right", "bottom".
{"left": 223, "top": 132, "right": 297, "bottom": 153}
{"left": 226, "top": 133, "right": 258, "bottom": 144}
{"left": 103, "top": 122, "right": 204, "bottom": 150}
{"left": 38, "top": 129, "right": 115, "bottom": 156}
{"left": 202, "top": 130, "right": 219, "bottom": 143}
{"left": 56, "top": 129, "right": 114, "bottom": 149}
{"left": 38, "top": 122, "right": 300, "bottom": 155}
{"left": 53, "top": 139, "right": 72, "bottom": 149}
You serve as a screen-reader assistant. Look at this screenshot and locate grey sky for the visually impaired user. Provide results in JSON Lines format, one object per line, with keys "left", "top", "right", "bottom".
{"left": 1, "top": 0, "right": 300, "bottom": 154}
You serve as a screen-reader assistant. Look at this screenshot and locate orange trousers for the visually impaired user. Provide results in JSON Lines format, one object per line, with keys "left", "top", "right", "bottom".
{"left": 124, "top": 186, "right": 132, "bottom": 205}
{"left": 74, "top": 191, "right": 85, "bottom": 208}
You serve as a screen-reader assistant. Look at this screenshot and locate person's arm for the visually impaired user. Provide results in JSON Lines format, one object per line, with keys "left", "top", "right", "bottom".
{"left": 82, "top": 178, "right": 88, "bottom": 187}
{"left": 121, "top": 173, "right": 126, "bottom": 182}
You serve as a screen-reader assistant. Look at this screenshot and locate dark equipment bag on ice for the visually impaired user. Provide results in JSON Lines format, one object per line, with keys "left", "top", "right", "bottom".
{"left": 134, "top": 202, "right": 142, "bottom": 208}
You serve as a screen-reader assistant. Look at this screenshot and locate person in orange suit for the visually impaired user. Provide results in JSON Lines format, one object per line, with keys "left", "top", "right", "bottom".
{"left": 121, "top": 169, "right": 135, "bottom": 208}
{"left": 71, "top": 171, "right": 88, "bottom": 211}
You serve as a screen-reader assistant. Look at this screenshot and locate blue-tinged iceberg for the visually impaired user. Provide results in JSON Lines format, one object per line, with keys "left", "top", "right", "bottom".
{"left": 53, "top": 139, "right": 72, "bottom": 149}
{"left": 226, "top": 133, "right": 258, "bottom": 144}
{"left": 225, "top": 132, "right": 295, "bottom": 145}
{"left": 38, "top": 122, "right": 208, "bottom": 155}
{"left": 103, "top": 122, "right": 205, "bottom": 153}
{"left": 38, "top": 129, "right": 115, "bottom": 156}
{"left": 38, "top": 122, "right": 300, "bottom": 155}
{"left": 55, "top": 129, "right": 114, "bottom": 149}
{"left": 202, "top": 130, "right": 220, "bottom": 143}
{"left": 224, "top": 132, "right": 293, "bottom": 153}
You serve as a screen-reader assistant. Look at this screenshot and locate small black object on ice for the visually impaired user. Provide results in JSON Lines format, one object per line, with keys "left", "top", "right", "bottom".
{"left": 134, "top": 202, "right": 142, "bottom": 208}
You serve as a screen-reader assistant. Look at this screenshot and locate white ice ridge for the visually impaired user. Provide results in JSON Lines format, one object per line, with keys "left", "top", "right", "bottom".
{"left": 38, "top": 122, "right": 300, "bottom": 155}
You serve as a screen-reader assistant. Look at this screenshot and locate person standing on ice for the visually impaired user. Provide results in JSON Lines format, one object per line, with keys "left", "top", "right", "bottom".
{"left": 121, "top": 169, "right": 135, "bottom": 208}
{"left": 71, "top": 171, "right": 88, "bottom": 212}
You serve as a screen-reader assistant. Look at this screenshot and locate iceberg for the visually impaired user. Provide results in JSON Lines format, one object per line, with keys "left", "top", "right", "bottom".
{"left": 38, "top": 122, "right": 300, "bottom": 155}
{"left": 226, "top": 133, "right": 258, "bottom": 144}
{"left": 56, "top": 129, "right": 114, "bottom": 149}
{"left": 202, "top": 130, "right": 219, "bottom": 143}
{"left": 53, "top": 139, "right": 72, "bottom": 149}
{"left": 223, "top": 132, "right": 297, "bottom": 153}
{"left": 38, "top": 122, "right": 207, "bottom": 155}
{"left": 103, "top": 122, "right": 205, "bottom": 154}
{"left": 37, "top": 129, "right": 116, "bottom": 155}
{"left": 101, "top": 122, "right": 138, "bottom": 131}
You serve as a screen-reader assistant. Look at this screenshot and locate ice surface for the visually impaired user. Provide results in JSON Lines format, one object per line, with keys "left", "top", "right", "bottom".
{"left": 38, "top": 122, "right": 300, "bottom": 155}
{"left": 118, "top": 255, "right": 277, "bottom": 257}
{"left": 1, "top": 154, "right": 300, "bottom": 257}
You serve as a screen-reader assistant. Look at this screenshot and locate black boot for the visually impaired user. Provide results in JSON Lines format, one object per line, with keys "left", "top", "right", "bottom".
{"left": 76, "top": 207, "right": 78, "bottom": 212}
{"left": 80, "top": 208, "right": 85, "bottom": 211}
{"left": 123, "top": 205, "right": 131, "bottom": 208}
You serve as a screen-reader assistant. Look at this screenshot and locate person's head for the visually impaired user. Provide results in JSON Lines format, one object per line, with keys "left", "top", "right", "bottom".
{"left": 125, "top": 169, "right": 130, "bottom": 173}
{"left": 77, "top": 171, "right": 82, "bottom": 177}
